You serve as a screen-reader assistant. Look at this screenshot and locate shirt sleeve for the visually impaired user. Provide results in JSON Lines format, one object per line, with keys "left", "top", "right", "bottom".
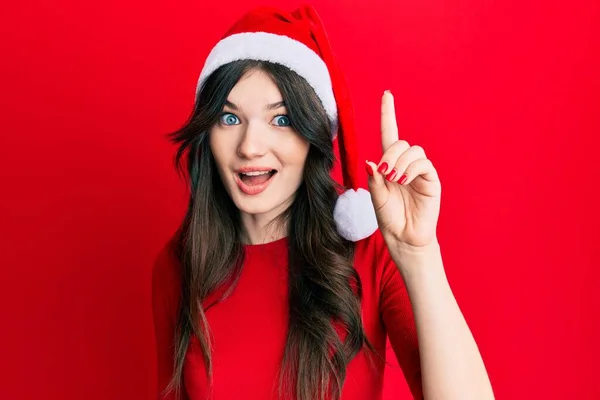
{"left": 375, "top": 230, "right": 424, "bottom": 399}
{"left": 151, "top": 241, "right": 181, "bottom": 400}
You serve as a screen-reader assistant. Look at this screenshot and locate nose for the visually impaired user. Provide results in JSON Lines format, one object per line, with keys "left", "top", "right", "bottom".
{"left": 237, "top": 121, "right": 268, "bottom": 159}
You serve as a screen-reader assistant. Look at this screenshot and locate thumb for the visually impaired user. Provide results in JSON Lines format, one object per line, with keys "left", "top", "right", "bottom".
{"left": 366, "top": 160, "right": 389, "bottom": 210}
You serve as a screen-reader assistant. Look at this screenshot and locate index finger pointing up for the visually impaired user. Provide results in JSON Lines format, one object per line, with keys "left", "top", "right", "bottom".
{"left": 380, "top": 90, "right": 399, "bottom": 152}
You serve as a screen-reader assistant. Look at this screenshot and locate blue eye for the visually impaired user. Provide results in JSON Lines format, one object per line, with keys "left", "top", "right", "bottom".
{"left": 219, "top": 113, "right": 240, "bottom": 126}
{"left": 272, "top": 115, "right": 291, "bottom": 127}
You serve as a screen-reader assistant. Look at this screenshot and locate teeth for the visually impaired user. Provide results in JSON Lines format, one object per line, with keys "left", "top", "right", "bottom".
{"left": 241, "top": 171, "right": 271, "bottom": 176}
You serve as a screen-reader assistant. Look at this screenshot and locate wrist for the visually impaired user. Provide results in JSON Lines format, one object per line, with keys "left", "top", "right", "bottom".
{"left": 384, "top": 236, "right": 445, "bottom": 279}
{"left": 384, "top": 235, "right": 441, "bottom": 260}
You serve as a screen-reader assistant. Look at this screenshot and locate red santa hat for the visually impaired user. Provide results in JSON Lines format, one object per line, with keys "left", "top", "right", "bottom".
{"left": 195, "top": 4, "right": 378, "bottom": 242}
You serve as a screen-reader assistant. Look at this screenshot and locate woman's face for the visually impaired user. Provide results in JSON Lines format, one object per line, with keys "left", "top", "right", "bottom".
{"left": 209, "top": 69, "right": 310, "bottom": 222}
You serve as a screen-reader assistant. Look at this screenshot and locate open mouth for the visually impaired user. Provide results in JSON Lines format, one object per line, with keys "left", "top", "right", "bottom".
{"left": 235, "top": 169, "right": 278, "bottom": 195}
{"left": 238, "top": 170, "right": 277, "bottom": 186}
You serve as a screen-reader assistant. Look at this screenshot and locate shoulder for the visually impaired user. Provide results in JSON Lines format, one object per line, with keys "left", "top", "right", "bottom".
{"left": 351, "top": 228, "right": 398, "bottom": 297}
{"left": 153, "top": 238, "right": 181, "bottom": 279}
{"left": 151, "top": 237, "right": 183, "bottom": 311}
{"left": 353, "top": 228, "right": 392, "bottom": 272}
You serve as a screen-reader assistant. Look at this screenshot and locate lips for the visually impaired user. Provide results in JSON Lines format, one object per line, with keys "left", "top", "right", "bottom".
{"left": 234, "top": 167, "right": 278, "bottom": 195}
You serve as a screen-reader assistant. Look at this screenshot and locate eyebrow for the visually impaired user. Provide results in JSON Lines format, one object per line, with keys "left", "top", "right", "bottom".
{"left": 224, "top": 100, "right": 286, "bottom": 111}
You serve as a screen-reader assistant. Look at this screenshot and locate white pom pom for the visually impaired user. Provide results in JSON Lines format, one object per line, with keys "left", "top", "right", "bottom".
{"left": 333, "top": 188, "right": 378, "bottom": 242}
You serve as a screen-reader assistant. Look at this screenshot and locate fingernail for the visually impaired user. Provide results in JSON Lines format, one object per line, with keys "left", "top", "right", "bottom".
{"left": 365, "top": 161, "right": 374, "bottom": 177}
{"left": 386, "top": 169, "right": 397, "bottom": 181}
{"left": 384, "top": 89, "right": 392, "bottom": 95}
{"left": 377, "top": 162, "right": 388, "bottom": 174}
{"left": 399, "top": 174, "right": 408, "bottom": 184}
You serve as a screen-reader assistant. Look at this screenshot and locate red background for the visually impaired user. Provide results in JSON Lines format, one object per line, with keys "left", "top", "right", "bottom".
{"left": 1, "top": 0, "right": 599, "bottom": 399}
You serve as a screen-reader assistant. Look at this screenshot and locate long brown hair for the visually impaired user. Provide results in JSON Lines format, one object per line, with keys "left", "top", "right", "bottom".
{"left": 165, "top": 60, "right": 375, "bottom": 400}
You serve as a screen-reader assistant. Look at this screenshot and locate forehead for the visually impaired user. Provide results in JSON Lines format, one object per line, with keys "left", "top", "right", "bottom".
{"left": 226, "top": 69, "right": 284, "bottom": 108}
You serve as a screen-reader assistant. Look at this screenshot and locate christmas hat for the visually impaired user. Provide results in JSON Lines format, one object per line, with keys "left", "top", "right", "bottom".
{"left": 195, "top": 4, "right": 378, "bottom": 242}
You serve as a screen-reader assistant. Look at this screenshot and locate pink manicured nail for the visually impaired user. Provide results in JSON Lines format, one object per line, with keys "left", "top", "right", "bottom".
{"left": 365, "top": 161, "right": 374, "bottom": 177}
{"left": 377, "top": 162, "right": 388, "bottom": 174}
{"left": 386, "top": 169, "right": 397, "bottom": 182}
{"left": 399, "top": 174, "right": 408, "bottom": 184}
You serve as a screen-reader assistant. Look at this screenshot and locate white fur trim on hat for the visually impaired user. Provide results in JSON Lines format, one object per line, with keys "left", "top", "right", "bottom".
{"left": 333, "top": 188, "right": 378, "bottom": 242}
{"left": 196, "top": 32, "right": 338, "bottom": 128}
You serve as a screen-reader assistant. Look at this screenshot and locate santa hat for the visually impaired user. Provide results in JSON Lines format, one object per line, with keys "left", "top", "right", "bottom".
{"left": 195, "top": 4, "right": 378, "bottom": 242}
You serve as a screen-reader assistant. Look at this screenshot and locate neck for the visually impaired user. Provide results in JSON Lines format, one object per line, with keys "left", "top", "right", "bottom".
{"left": 240, "top": 199, "right": 292, "bottom": 245}
{"left": 241, "top": 214, "right": 287, "bottom": 245}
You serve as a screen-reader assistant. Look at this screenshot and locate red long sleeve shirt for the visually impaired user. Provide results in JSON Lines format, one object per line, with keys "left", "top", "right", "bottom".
{"left": 152, "top": 229, "right": 422, "bottom": 399}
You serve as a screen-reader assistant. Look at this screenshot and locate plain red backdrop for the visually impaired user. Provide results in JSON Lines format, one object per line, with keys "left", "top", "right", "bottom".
{"left": 1, "top": 0, "right": 599, "bottom": 399}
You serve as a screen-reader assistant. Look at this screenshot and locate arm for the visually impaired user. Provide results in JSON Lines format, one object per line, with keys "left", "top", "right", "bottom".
{"left": 387, "top": 237, "right": 494, "bottom": 400}
{"left": 369, "top": 90, "right": 494, "bottom": 399}
{"left": 378, "top": 233, "right": 424, "bottom": 400}
{"left": 151, "top": 243, "right": 181, "bottom": 400}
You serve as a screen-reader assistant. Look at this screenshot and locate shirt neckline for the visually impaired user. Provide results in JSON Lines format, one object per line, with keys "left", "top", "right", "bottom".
{"left": 242, "top": 236, "right": 288, "bottom": 254}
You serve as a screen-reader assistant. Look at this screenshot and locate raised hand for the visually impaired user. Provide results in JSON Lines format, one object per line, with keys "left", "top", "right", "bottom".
{"left": 366, "top": 91, "right": 442, "bottom": 248}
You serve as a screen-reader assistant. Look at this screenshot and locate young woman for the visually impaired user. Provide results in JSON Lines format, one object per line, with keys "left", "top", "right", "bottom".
{"left": 152, "top": 5, "right": 494, "bottom": 400}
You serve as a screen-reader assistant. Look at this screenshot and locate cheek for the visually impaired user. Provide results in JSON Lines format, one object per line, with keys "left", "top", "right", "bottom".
{"left": 282, "top": 136, "right": 310, "bottom": 167}
{"left": 209, "top": 131, "right": 231, "bottom": 172}
{"left": 295, "top": 144, "right": 310, "bottom": 173}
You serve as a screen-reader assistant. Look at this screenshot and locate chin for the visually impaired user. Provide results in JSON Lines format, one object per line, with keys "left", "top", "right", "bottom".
{"left": 229, "top": 189, "right": 292, "bottom": 218}
{"left": 234, "top": 199, "right": 271, "bottom": 215}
